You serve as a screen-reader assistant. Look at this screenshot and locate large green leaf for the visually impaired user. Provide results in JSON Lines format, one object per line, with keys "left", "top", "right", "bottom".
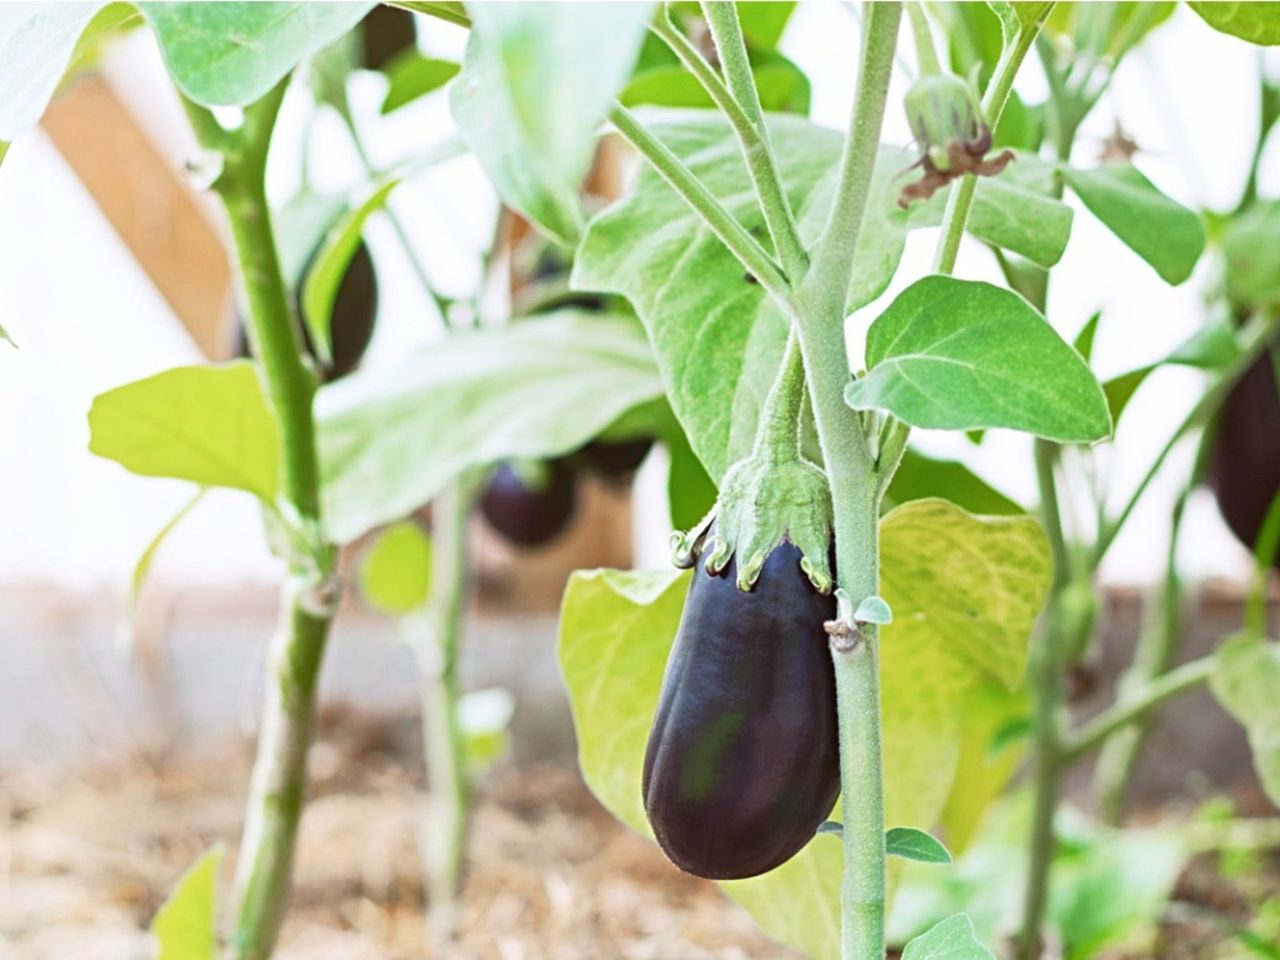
{"left": 1210, "top": 635, "right": 1280, "bottom": 806}
{"left": 844, "top": 276, "right": 1111, "bottom": 442}
{"left": 1060, "top": 164, "right": 1206, "bottom": 285}
{"left": 150, "top": 845, "right": 224, "bottom": 960}
{"left": 1189, "top": 2, "right": 1280, "bottom": 45}
{"left": 575, "top": 113, "right": 1072, "bottom": 482}
{"left": 450, "top": 1, "right": 655, "bottom": 245}
{"left": 317, "top": 310, "right": 663, "bottom": 543}
{"left": 621, "top": 47, "right": 810, "bottom": 115}
{"left": 558, "top": 498, "right": 1050, "bottom": 958}
{"left": 89, "top": 362, "right": 280, "bottom": 501}
{"left": 141, "top": 2, "right": 375, "bottom": 107}
{"left": 0, "top": 2, "right": 103, "bottom": 140}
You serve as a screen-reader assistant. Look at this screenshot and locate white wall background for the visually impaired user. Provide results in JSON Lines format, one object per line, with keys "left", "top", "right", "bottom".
{"left": 0, "top": 4, "right": 1276, "bottom": 592}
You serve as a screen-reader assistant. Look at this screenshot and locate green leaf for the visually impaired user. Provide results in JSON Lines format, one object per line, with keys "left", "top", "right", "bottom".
{"left": 450, "top": 2, "right": 655, "bottom": 245}
{"left": 381, "top": 53, "right": 459, "bottom": 114}
{"left": 0, "top": 2, "right": 104, "bottom": 141}
{"left": 884, "top": 448, "right": 1024, "bottom": 516}
{"left": 939, "top": 679, "right": 1029, "bottom": 854}
{"left": 1210, "top": 636, "right": 1280, "bottom": 806}
{"left": 122, "top": 488, "right": 207, "bottom": 647}
{"left": 735, "top": 1, "right": 796, "bottom": 47}
{"left": 902, "top": 914, "right": 996, "bottom": 960}
{"left": 845, "top": 276, "right": 1111, "bottom": 442}
{"left": 1221, "top": 198, "right": 1280, "bottom": 312}
{"left": 666, "top": 425, "right": 718, "bottom": 531}
{"left": 151, "top": 845, "right": 224, "bottom": 960}
{"left": 856, "top": 595, "right": 894, "bottom": 626}
{"left": 1189, "top": 2, "right": 1280, "bottom": 45}
{"left": 1047, "top": 2, "right": 1176, "bottom": 62}
{"left": 1060, "top": 164, "right": 1206, "bottom": 285}
{"left": 1073, "top": 311, "right": 1101, "bottom": 364}
{"left": 141, "top": 2, "right": 374, "bottom": 107}
{"left": 357, "top": 521, "right": 431, "bottom": 615}
{"left": 89, "top": 362, "right": 280, "bottom": 501}
{"left": 621, "top": 48, "right": 810, "bottom": 115}
{"left": 887, "top": 827, "right": 952, "bottom": 864}
{"left": 558, "top": 498, "right": 1050, "bottom": 959}
{"left": 576, "top": 113, "right": 1072, "bottom": 482}
{"left": 318, "top": 310, "right": 663, "bottom": 543}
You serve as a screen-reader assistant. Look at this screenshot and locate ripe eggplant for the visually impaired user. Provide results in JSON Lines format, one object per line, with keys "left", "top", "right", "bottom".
{"left": 1210, "top": 350, "right": 1280, "bottom": 566}
{"left": 643, "top": 537, "right": 840, "bottom": 880}
{"left": 480, "top": 460, "right": 577, "bottom": 548}
{"left": 233, "top": 240, "right": 377, "bottom": 383}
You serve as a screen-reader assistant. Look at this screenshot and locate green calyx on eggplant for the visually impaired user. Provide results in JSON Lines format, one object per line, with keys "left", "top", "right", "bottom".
{"left": 234, "top": 239, "right": 377, "bottom": 383}
{"left": 672, "top": 452, "right": 835, "bottom": 594}
{"left": 1209, "top": 349, "right": 1280, "bottom": 565}
{"left": 480, "top": 459, "right": 577, "bottom": 548}
{"left": 643, "top": 530, "right": 840, "bottom": 880}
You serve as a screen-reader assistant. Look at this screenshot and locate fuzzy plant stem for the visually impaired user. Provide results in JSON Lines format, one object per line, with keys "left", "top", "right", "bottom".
{"left": 788, "top": 6, "right": 901, "bottom": 959}
{"left": 181, "top": 81, "right": 338, "bottom": 960}
{"left": 417, "top": 480, "right": 473, "bottom": 939}
{"left": 1092, "top": 490, "right": 1188, "bottom": 822}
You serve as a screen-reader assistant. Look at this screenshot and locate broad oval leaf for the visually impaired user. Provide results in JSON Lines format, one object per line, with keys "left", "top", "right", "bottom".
{"left": 89, "top": 362, "right": 280, "bottom": 501}
{"left": 1059, "top": 164, "right": 1206, "bottom": 285}
{"left": 902, "top": 914, "right": 996, "bottom": 960}
{"left": 845, "top": 276, "right": 1111, "bottom": 442}
{"left": 141, "top": 2, "right": 375, "bottom": 107}
{"left": 1189, "top": 2, "right": 1280, "bottom": 45}
{"left": 557, "top": 498, "right": 1050, "bottom": 958}
{"left": 451, "top": 1, "right": 655, "bottom": 246}
{"left": 575, "top": 113, "right": 1073, "bottom": 482}
{"left": 357, "top": 520, "right": 432, "bottom": 615}
{"left": 151, "top": 845, "right": 224, "bottom": 960}
{"left": 317, "top": 310, "right": 664, "bottom": 543}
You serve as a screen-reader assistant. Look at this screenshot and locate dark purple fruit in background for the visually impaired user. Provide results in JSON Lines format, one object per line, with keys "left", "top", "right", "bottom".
{"left": 233, "top": 241, "right": 377, "bottom": 383}
{"left": 1209, "top": 350, "right": 1280, "bottom": 566}
{"left": 582, "top": 437, "right": 653, "bottom": 478}
{"left": 361, "top": 4, "right": 417, "bottom": 71}
{"left": 480, "top": 460, "right": 577, "bottom": 548}
{"left": 642, "top": 537, "right": 840, "bottom": 880}
{"left": 309, "top": 240, "right": 377, "bottom": 382}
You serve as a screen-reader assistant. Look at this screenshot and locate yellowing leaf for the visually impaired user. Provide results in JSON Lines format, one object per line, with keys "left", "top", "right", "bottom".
{"left": 151, "top": 845, "right": 224, "bottom": 960}
{"left": 89, "top": 362, "right": 280, "bottom": 501}
{"left": 357, "top": 521, "right": 432, "bottom": 615}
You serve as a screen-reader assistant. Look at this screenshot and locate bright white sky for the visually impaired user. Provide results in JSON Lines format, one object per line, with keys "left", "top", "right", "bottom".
{"left": 0, "top": 4, "right": 1275, "bottom": 590}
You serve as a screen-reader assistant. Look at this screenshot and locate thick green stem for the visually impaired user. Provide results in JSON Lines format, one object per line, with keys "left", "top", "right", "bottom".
{"left": 182, "top": 83, "right": 336, "bottom": 960}
{"left": 787, "top": 7, "right": 900, "bottom": 959}
{"left": 417, "top": 481, "right": 473, "bottom": 939}
{"left": 1063, "top": 656, "right": 1216, "bottom": 762}
{"left": 231, "top": 586, "right": 331, "bottom": 959}
{"left": 1016, "top": 440, "right": 1070, "bottom": 960}
{"left": 1092, "top": 490, "right": 1188, "bottom": 822}
{"left": 607, "top": 103, "right": 789, "bottom": 301}
{"left": 700, "top": 1, "right": 809, "bottom": 279}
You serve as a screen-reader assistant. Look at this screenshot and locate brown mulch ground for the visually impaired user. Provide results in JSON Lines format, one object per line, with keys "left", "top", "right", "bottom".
{"left": 0, "top": 705, "right": 799, "bottom": 960}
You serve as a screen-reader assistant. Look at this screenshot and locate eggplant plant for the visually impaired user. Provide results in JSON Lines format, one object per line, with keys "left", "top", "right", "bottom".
{"left": 3, "top": 2, "right": 1280, "bottom": 959}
